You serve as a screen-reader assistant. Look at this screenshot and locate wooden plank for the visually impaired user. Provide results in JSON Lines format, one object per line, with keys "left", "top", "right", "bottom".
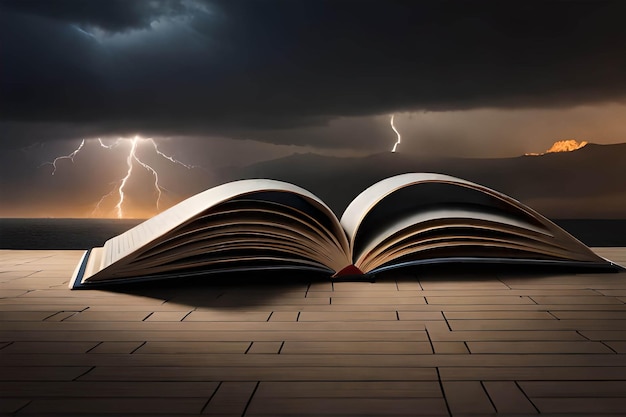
{"left": 418, "top": 280, "right": 508, "bottom": 290}
{"left": 443, "top": 311, "right": 555, "bottom": 320}
{"left": 82, "top": 366, "right": 438, "bottom": 381}
{"left": 507, "top": 284, "right": 626, "bottom": 290}
{"left": 0, "top": 398, "right": 30, "bottom": 414}
{"left": 247, "top": 342, "right": 282, "bottom": 354}
{"left": 533, "top": 398, "right": 626, "bottom": 414}
{"left": 61, "top": 311, "right": 153, "bottom": 322}
{"left": 406, "top": 289, "right": 600, "bottom": 296}
{"left": 21, "top": 398, "right": 207, "bottom": 415}
{"left": 0, "top": 330, "right": 428, "bottom": 342}
{"left": 0, "top": 311, "right": 61, "bottom": 321}
{"left": 483, "top": 381, "right": 538, "bottom": 414}
{"left": 0, "top": 366, "right": 92, "bottom": 381}
{"left": 254, "top": 381, "right": 442, "bottom": 398}
{"left": 550, "top": 310, "right": 626, "bottom": 319}
{"left": 145, "top": 311, "right": 191, "bottom": 321}
{"left": 432, "top": 342, "right": 468, "bottom": 354}
{"left": 184, "top": 312, "right": 271, "bottom": 321}
{"left": 0, "top": 290, "right": 30, "bottom": 298}
{"left": 397, "top": 311, "right": 445, "bottom": 321}
{"left": 439, "top": 366, "right": 626, "bottom": 380}
{"left": 596, "top": 290, "right": 626, "bottom": 296}
{"left": 530, "top": 296, "right": 624, "bottom": 305}
{"left": 519, "top": 381, "right": 626, "bottom": 398}
{"left": 329, "top": 297, "right": 426, "bottom": 305}
{"left": 426, "top": 296, "right": 535, "bottom": 305}
{"left": 0, "top": 297, "right": 163, "bottom": 306}
{"left": 280, "top": 341, "right": 432, "bottom": 355}
{"left": 466, "top": 341, "right": 612, "bottom": 354}
{"left": 0, "top": 381, "right": 219, "bottom": 397}
{"left": 427, "top": 329, "right": 586, "bottom": 342}
{"left": 202, "top": 381, "right": 257, "bottom": 415}
{"left": 136, "top": 341, "right": 251, "bottom": 354}
{"left": 442, "top": 381, "right": 495, "bottom": 414}
{"left": 268, "top": 312, "right": 298, "bottom": 321}
{"left": 332, "top": 282, "right": 398, "bottom": 291}
{"left": 578, "top": 331, "right": 626, "bottom": 341}
{"left": 308, "top": 290, "right": 421, "bottom": 298}
{"left": 245, "top": 397, "right": 448, "bottom": 416}
{"left": 87, "top": 342, "right": 145, "bottom": 354}
{"left": 0, "top": 341, "right": 99, "bottom": 354}
{"left": 298, "top": 311, "right": 397, "bottom": 321}
{"left": 500, "top": 273, "right": 626, "bottom": 286}
{"left": 449, "top": 319, "right": 626, "bottom": 331}
{"left": 605, "top": 341, "right": 626, "bottom": 353}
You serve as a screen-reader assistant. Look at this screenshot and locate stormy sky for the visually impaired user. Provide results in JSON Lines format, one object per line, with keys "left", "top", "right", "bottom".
{"left": 2, "top": 0, "right": 626, "bottom": 217}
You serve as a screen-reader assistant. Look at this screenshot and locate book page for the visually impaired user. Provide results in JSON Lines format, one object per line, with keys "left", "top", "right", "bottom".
{"left": 353, "top": 206, "right": 548, "bottom": 264}
{"left": 341, "top": 173, "right": 479, "bottom": 248}
{"left": 88, "top": 179, "right": 350, "bottom": 281}
{"left": 341, "top": 173, "right": 604, "bottom": 270}
{"left": 354, "top": 208, "right": 585, "bottom": 272}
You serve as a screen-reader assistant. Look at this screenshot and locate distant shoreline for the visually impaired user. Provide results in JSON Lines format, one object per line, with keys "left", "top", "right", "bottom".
{"left": 1, "top": 218, "right": 625, "bottom": 250}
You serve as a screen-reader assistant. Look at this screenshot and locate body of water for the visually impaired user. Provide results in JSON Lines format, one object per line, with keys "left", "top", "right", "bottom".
{"left": 0, "top": 219, "right": 143, "bottom": 249}
{"left": 0, "top": 218, "right": 625, "bottom": 250}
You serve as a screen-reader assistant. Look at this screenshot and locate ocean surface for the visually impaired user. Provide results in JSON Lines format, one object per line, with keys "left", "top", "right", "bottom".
{"left": 0, "top": 219, "right": 143, "bottom": 249}
{"left": 1, "top": 218, "right": 626, "bottom": 250}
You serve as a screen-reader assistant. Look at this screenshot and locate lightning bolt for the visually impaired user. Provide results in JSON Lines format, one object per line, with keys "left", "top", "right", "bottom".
{"left": 44, "top": 136, "right": 198, "bottom": 219}
{"left": 42, "top": 139, "right": 86, "bottom": 174}
{"left": 390, "top": 114, "right": 402, "bottom": 153}
{"left": 145, "top": 138, "right": 199, "bottom": 170}
{"left": 97, "top": 138, "right": 122, "bottom": 149}
{"left": 112, "top": 137, "right": 160, "bottom": 219}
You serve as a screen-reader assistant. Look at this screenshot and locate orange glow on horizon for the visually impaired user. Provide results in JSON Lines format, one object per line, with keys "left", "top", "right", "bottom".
{"left": 525, "top": 139, "right": 588, "bottom": 156}
{"left": 0, "top": 202, "right": 162, "bottom": 220}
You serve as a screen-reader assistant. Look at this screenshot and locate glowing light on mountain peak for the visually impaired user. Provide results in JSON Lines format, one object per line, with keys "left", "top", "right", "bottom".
{"left": 545, "top": 139, "right": 588, "bottom": 153}
{"left": 525, "top": 139, "right": 589, "bottom": 156}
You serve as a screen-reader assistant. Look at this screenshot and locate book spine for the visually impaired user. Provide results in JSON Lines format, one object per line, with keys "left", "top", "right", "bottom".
{"left": 332, "top": 264, "right": 364, "bottom": 277}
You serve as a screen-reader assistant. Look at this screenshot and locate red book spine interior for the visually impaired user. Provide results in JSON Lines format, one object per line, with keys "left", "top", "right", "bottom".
{"left": 332, "top": 264, "right": 364, "bottom": 277}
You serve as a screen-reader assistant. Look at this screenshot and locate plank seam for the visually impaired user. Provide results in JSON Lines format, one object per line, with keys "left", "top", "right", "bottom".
{"left": 200, "top": 381, "right": 222, "bottom": 414}
{"left": 425, "top": 327, "right": 435, "bottom": 354}
{"left": 241, "top": 381, "right": 260, "bottom": 417}
{"left": 85, "top": 341, "right": 103, "bottom": 353}
{"left": 73, "top": 366, "right": 95, "bottom": 381}
{"left": 180, "top": 310, "right": 194, "bottom": 322}
{"left": 514, "top": 380, "right": 540, "bottom": 414}
{"left": 436, "top": 368, "right": 452, "bottom": 417}
{"left": 480, "top": 380, "right": 498, "bottom": 413}
{"left": 129, "top": 341, "right": 146, "bottom": 354}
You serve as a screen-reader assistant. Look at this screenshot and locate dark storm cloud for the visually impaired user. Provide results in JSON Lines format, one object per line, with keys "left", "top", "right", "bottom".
{"left": 0, "top": 0, "right": 188, "bottom": 32}
{"left": 2, "top": 0, "right": 626, "bottom": 148}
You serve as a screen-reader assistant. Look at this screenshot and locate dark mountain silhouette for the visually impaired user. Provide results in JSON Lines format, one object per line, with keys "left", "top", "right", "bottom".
{"left": 218, "top": 143, "right": 626, "bottom": 218}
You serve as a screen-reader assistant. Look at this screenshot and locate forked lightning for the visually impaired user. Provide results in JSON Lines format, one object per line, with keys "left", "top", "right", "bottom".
{"left": 43, "top": 137, "right": 196, "bottom": 218}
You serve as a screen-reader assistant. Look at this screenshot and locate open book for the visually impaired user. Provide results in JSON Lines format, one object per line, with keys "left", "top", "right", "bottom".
{"left": 70, "top": 173, "right": 615, "bottom": 288}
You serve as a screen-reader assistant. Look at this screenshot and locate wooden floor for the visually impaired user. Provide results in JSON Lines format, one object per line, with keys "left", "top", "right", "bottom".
{"left": 1, "top": 249, "right": 626, "bottom": 416}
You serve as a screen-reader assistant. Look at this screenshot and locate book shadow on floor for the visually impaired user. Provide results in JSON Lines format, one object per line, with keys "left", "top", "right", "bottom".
{"left": 95, "top": 263, "right": 624, "bottom": 309}
{"left": 97, "top": 269, "right": 331, "bottom": 308}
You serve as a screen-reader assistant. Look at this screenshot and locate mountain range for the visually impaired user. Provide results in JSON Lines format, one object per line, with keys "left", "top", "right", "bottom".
{"left": 218, "top": 142, "right": 626, "bottom": 219}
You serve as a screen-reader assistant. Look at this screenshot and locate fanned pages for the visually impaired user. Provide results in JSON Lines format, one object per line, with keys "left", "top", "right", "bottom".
{"left": 70, "top": 173, "right": 617, "bottom": 288}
